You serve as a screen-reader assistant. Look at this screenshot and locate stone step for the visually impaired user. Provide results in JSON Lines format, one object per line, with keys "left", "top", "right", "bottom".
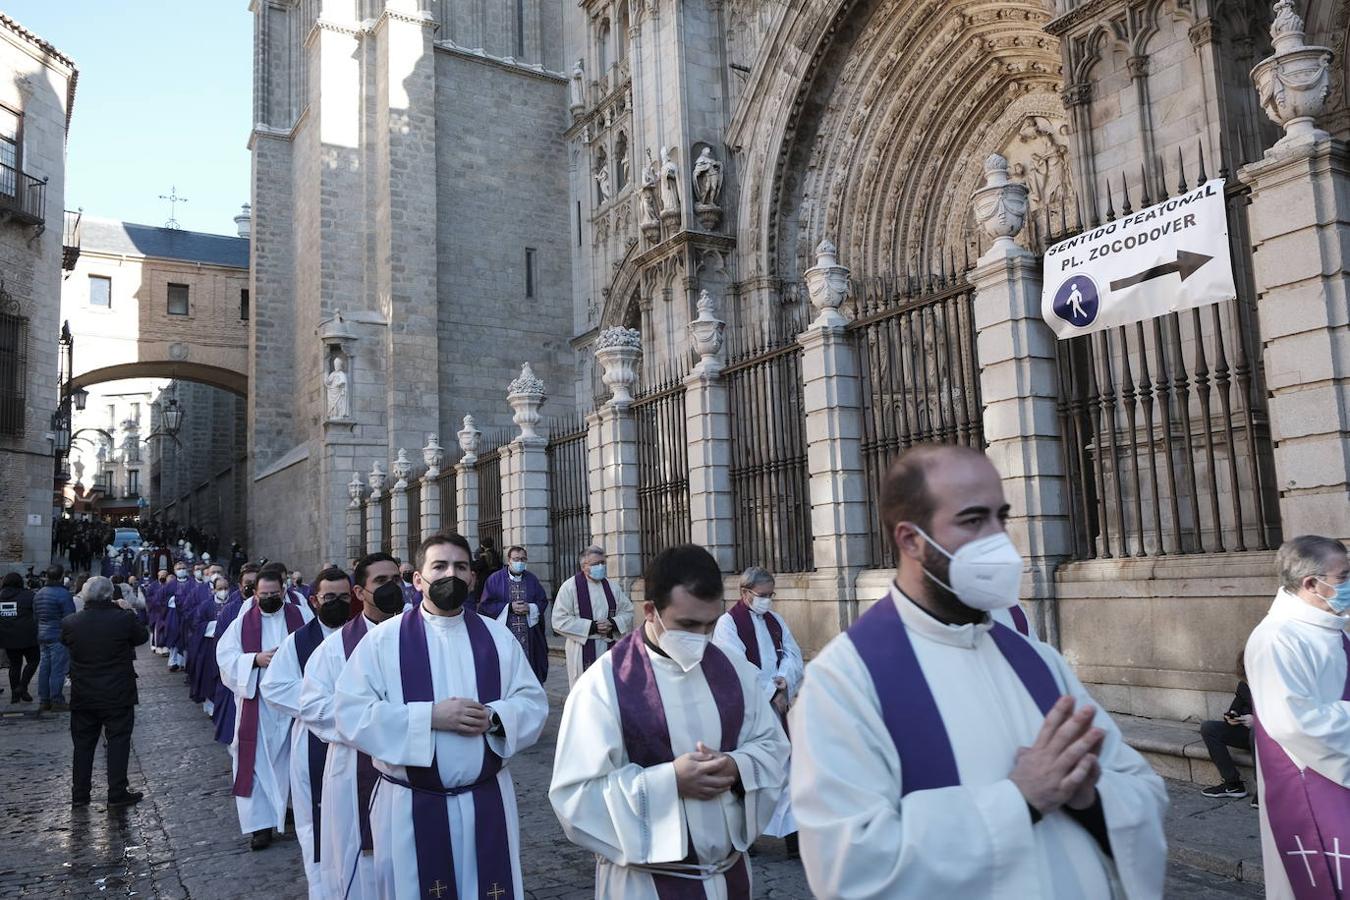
{"left": 1116, "top": 713, "right": 1254, "bottom": 786}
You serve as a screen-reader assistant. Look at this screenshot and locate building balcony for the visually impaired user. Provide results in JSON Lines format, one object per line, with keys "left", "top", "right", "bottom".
{"left": 62, "top": 209, "right": 81, "bottom": 270}
{"left": 0, "top": 163, "right": 46, "bottom": 229}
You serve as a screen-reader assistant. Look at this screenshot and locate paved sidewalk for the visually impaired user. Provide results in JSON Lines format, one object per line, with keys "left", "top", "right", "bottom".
{"left": 0, "top": 651, "right": 1261, "bottom": 897}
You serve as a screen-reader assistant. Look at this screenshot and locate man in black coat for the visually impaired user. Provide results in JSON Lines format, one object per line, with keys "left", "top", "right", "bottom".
{"left": 60, "top": 575, "right": 149, "bottom": 807}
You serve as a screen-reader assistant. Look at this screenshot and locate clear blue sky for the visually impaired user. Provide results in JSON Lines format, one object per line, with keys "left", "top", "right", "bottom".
{"left": 6, "top": 1, "right": 251, "bottom": 236}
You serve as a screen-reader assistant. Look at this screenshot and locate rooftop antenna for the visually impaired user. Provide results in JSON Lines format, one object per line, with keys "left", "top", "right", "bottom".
{"left": 158, "top": 186, "right": 189, "bottom": 230}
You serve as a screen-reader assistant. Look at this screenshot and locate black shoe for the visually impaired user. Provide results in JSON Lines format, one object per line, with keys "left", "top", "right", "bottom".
{"left": 20, "top": 691, "right": 31, "bottom": 702}
{"left": 38, "top": 701, "right": 51, "bottom": 712}
{"left": 71, "top": 796, "right": 90, "bottom": 807}
{"left": 169, "top": 665, "right": 180, "bottom": 673}
{"left": 49, "top": 701, "right": 69, "bottom": 712}
{"left": 1250, "top": 796, "right": 1260, "bottom": 809}
{"left": 1201, "top": 780, "right": 1247, "bottom": 799}
{"left": 785, "top": 833, "right": 800, "bottom": 860}
{"left": 108, "top": 790, "right": 143, "bottom": 808}
{"left": 250, "top": 829, "right": 272, "bottom": 851}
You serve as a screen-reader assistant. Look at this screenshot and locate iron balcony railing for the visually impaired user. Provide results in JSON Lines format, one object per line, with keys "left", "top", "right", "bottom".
{"left": 0, "top": 162, "right": 46, "bottom": 227}
{"left": 63, "top": 209, "right": 81, "bottom": 270}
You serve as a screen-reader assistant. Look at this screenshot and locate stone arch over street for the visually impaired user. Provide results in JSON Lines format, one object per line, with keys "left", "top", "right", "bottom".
{"left": 68, "top": 361, "right": 247, "bottom": 398}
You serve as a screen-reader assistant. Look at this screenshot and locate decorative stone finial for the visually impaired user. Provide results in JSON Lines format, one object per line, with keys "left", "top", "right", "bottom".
{"left": 391, "top": 448, "right": 413, "bottom": 490}
{"left": 508, "top": 363, "right": 548, "bottom": 440}
{"left": 422, "top": 434, "right": 444, "bottom": 477}
{"left": 367, "top": 461, "right": 386, "bottom": 495}
{"left": 1251, "top": 0, "right": 1333, "bottom": 152}
{"left": 971, "top": 153, "right": 1030, "bottom": 255}
{"left": 347, "top": 472, "right": 365, "bottom": 507}
{"left": 688, "top": 290, "right": 726, "bottom": 377}
{"left": 803, "top": 239, "right": 851, "bottom": 328}
{"left": 595, "top": 326, "right": 644, "bottom": 408}
{"left": 458, "top": 415, "right": 482, "bottom": 464}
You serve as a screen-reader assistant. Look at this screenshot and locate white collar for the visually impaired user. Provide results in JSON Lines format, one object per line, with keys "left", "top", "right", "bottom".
{"left": 509, "top": 572, "right": 523, "bottom": 582}
{"left": 889, "top": 582, "right": 992, "bottom": 650}
{"left": 1271, "top": 588, "right": 1347, "bottom": 632}
{"left": 420, "top": 604, "right": 465, "bottom": 630}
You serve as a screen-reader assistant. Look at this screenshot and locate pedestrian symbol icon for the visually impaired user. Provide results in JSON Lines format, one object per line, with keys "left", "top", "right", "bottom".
{"left": 1052, "top": 275, "right": 1100, "bottom": 328}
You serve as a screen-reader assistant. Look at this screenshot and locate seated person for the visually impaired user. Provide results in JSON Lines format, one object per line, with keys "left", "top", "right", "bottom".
{"left": 1199, "top": 651, "right": 1255, "bottom": 805}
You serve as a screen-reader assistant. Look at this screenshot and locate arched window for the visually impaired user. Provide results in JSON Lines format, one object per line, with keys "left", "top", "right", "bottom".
{"left": 615, "top": 133, "right": 629, "bottom": 192}
{"left": 598, "top": 19, "right": 612, "bottom": 72}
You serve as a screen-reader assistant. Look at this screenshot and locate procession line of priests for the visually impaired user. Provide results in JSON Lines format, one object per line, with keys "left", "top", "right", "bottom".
{"left": 551, "top": 546, "right": 634, "bottom": 688}
{"left": 335, "top": 536, "right": 549, "bottom": 899}
{"left": 551, "top": 544, "right": 790, "bottom": 899}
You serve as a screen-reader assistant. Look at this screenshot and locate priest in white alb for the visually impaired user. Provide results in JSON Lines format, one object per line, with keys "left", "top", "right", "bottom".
{"left": 551, "top": 544, "right": 634, "bottom": 688}
{"left": 551, "top": 543, "right": 789, "bottom": 897}
{"left": 299, "top": 551, "right": 406, "bottom": 900}
{"left": 260, "top": 566, "right": 354, "bottom": 897}
{"left": 217, "top": 569, "right": 310, "bottom": 851}
{"left": 790, "top": 445, "right": 1168, "bottom": 899}
{"left": 335, "top": 534, "right": 549, "bottom": 900}
{"left": 1245, "top": 534, "right": 1350, "bottom": 900}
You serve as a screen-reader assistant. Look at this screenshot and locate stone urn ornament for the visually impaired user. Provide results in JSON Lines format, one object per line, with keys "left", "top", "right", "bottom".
{"left": 508, "top": 362, "right": 548, "bottom": 440}
{"left": 688, "top": 290, "right": 726, "bottom": 376}
{"left": 391, "top": 448, "right": 413, "bottom": 490}
{"left": 367, "top": 461, "right": 386, "bottom": 496}
{"left": 1251, "top": 0, "right": 1333, "bottom": 151}
{"left": 971, "top": 154, "right": 1029, "bottom": 253}
{"left": 422, "top": 434, "right": 444, "bottom": 478}
{"left": 347, "top": 472, "right": 365, "bottom": 508}
{"left": 458, "top": 415, "right": 482, "bottom": 465}
{"left": 595, "top": 326, "right": 643, "bottom": 407}
{"left": 803, "top": 239, "right": 852, "bottom": 328}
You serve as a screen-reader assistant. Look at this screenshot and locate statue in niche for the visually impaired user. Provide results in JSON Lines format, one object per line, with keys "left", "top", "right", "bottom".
{"left": 325, "top": 354, "right": 350, "bottom": 420}
{"left": 692, "top": 147, "right": 724, "bottom": 206}
{"left": 1003, "top": 115, "right": 1074, "bottom": 215}
{"left": 569, "top": 58, "right": 586, "bottom": 111}
{"left": 659, "top": 146, "right": 681, "bottom": 214}
{"left": 595, "top": 162, "right": 612, "bottom": 204}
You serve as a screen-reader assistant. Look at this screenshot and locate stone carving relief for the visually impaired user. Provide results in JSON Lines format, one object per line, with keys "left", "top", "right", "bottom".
{"left": 640, "top": 152, "right": 661, "bottom": 243}
{"left": 570, "top": 58, "right": 586, "bottom": 113}
{"left": 1002, "top": 115, "right": 1075, "bottom": 219}
{"left": 325, "top": 353, "right": 351, "bottom": 421}
{"left": 692, "top": 146, "right": 724, "bottom": 230}
{"left": 659, "top": 146, "right": 681, "bottom": 219}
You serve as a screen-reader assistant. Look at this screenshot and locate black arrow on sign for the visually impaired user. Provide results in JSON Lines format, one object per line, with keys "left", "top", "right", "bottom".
{"left": 1110, "top": 250, "right": 1213, "bottom": 292}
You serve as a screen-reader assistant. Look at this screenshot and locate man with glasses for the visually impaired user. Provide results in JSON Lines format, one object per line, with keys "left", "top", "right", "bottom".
{"left": 262, "top": 567, "right": 354, "bottom": 894}
{"left": 1246, "top": 535, "right": 1350, "bottom": 899}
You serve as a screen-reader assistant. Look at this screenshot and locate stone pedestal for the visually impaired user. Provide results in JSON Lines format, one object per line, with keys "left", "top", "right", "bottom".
{"left": 365, "top": 492, "right": 384, "bottom": 554}
{"left": 420, "top": 472, "right": 442, "bottom": 538}
{"left": 456, "top": 460, "right": 478, "bottom": 541}
{"left": 513, "top": 437, "right": 554, "bottom": 590}
{"left": 797, "top": 321, "right": 870, "bottom": 635}
{"left": 1241, "top": 139, "right": 1350, "bottom": 543}
{"left": 592, "top": 403, "right": 642, "bottom": 585}
{"left": 500, "top": 442, "right": 521, "bottom": 548}
{"left": 684, "top": 370, "right": 735, "bottom": 571}
{"left": 389, "top": 450, "right": 412, "bottom": 561}
{"left": 970, "top": 243, "right": 1073, "bottom": 644}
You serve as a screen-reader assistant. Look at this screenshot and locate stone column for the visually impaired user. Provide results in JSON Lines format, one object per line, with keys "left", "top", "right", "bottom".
{"left": 799, "top": 241, "right": 871, "bottom": 634}
{"left": 594, "top": 328, "right": 644, "bottom": 584}
{"left": 420, "top": 435, "right": 444, "bottom": 538}
{"left": 365, "top": 462, "right": 386, "bottom": 554}
{"left": 346, "top": 472, "right": 364, "bottom": 568}
{"left": 1241, "top": 5, "right": 1350, "bottom": 542}
{"left": 508, "top": 363, "right": 553, "bottom": 589}
{"left": 970, "top": 154, "right": 1073, "bottom": 644}
{"left": 455, "top": 416, "right": 481, "bottom": 541}
{"left": 685, "top": 291, "right": 734, "bottom": 570}
{"left": 389, "top": 449, "right": 412, "bottom": 562}
{"left": 500, "top": 442, "right": 519, "bottom": 549}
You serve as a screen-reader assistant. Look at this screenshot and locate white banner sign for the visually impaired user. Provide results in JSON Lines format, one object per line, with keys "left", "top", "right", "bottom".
{"left": 1040, "top": 179, "right": 1236, "bottom": 339}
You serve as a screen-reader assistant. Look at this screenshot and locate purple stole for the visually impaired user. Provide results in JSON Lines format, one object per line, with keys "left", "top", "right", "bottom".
{"left": 293, "top": 618, "right": 328, "bottom": 864}
{"left": 609, "top": 631, "right": 752, "bottom": 899}
{"left": 574, "top": 572, "right": 616, "bottom": 671}
{"left": 728, "top": 602, "right": 783, "bottom": 670}
{"left": 232, "top": 602, "right": 305, "bottom": 798}
{"left": 849, "top": 595, "right": 1060, "bottom": 795}
{"left": 396, "top": 608, "right": 514, "bottom": 900}
{"left": 1009, "top": 603, "right": 1031, "bottom": 637}
{"left": 1253, "top": 634, "right": 1350, "bottom": 900}
{"left": 340, "top": 615, "right": 377, "bottom": 853}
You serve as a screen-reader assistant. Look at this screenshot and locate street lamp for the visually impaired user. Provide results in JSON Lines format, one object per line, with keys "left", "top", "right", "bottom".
{"left": 161, "top": 397, "right": 183, "bottom": 436}
{"left": 71, "top": 385, "right": 88, "bottom": 411}
{"left": 51, "top": 411, "right": 70, "bottom": 454}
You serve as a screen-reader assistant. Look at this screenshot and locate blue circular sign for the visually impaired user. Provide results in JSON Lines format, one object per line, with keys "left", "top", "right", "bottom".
{"left": 1052, "top": 275, "right": 1100, "bottom": 328}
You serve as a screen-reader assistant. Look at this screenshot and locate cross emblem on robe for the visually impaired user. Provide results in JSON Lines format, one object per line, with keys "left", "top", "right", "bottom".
{"left": 1326, "top": 837, "right": 1350, "bottom": 891}
{"left": 1287, "top": 835, "right": 1321, "bottom": 887}
{"left": 428, "top": 880, "right": 449, "bottom": 898}
{"left": 486, "top": 883, "right": 506, "bottom": 900}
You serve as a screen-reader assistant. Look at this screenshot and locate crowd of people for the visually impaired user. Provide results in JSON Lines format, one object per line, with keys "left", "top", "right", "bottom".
{"left": 5, "top": 444, "right": 1349, "bottom": 900}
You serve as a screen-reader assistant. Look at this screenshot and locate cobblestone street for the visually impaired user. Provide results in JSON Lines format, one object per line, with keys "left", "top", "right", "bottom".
{"left": 1, "top": 651, "right": 1262, "bottom": 898}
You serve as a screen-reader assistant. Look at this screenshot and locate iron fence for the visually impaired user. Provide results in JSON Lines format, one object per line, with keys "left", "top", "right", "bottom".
{"left": 633, "top": 367, "right": 690, "bottom": 568}
{"left": 380, "top": 490, "right": 392, "bottom": 553}
{"left": 0, "top": 304, "right": 27, "bottom": 437}
{"left": 848, "top": 265, "right": 983, "bottom": 568}
{"left": 547, "top": 412, "right": 591, "bottom": 585}
{"left": 359, "top": 499, "right": 368, "bottom": 555}
{"left": 725, "top": 319, "right": 813, "bottom": 574}
{"left": 0, "top": 162, "right": 45, "bottom": 226}
{"left": 406, "top": 479, "right": 422, "bottom": 565}
{"left": 437, "top": 468, "right": 458, "bottom": 536}
{"left": 1036, "top": 144, "right": 1281, "bottom": 558}
{"left": 477, "top": 432, "right": 506, "bottom": 558}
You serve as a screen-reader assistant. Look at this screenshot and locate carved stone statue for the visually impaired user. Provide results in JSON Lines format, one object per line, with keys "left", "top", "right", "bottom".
{"left": 659, "top": 146, "right": 681, "bottom": 215}
{"left": 570, "top": 58, "right": 586, "bottom": 112}
{"left": 325, "top": 354, "right": 350, "bottom": 420}
{"left": 595, "top": 163, "right": 612, "bottom": 204}
{"left": 692, "top": 147, "right": 724, "bottom": 206}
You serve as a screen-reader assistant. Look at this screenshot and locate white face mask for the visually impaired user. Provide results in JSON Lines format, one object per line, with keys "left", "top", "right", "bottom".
{"left": 913, "top": 526, "right": 1023, "bottom": 612}
{"left": 749, "top": 594, "right": 773, "bottom": 615}
{"left": 653, "top": 614, "right": 709, "bottom": 672}
{"left": 588, "top": 563, "right": 607, "bottom": 582}
{"left": 214, "top": 589, "right": 228, "bottom": 601}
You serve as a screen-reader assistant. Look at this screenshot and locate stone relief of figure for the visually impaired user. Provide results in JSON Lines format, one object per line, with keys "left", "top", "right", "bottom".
{"left": 595, "top": 162, "right": 613, "bottom": 204}
{"left": 325, "top": 354, "right": 350, "bottom": 420}
{"left": 1005, "top": 115, "right": 1074, "bottom": 213}
{"left": 659, "top": 146, "right": 681, "bottom": 214}
{"left": 640, "top": 161, "right": 660, "bottom": 226}
{"left": 692, "top": 147, "right": 724, "bottom": 207}
{"left": 570, "top": 58, "right": 586, "bottom": 110}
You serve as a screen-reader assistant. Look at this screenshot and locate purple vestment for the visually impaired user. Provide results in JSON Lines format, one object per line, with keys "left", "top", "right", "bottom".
{"left": 232, "top": 602, "right": 305, "bottom": 798}
{"left": 479, "top": 569, "right": 549, "bottom": 684}
{"left": 573, "top": 572, "right": 616, "bottom": 671}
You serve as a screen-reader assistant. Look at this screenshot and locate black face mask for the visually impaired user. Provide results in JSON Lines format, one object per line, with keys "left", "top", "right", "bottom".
{"left": 242, "top": 583, "right": 256, "bottom": 598}
{"left": 401, "top": 571, "right": 414, "bottom": 584}
{"left": 317, "top": 598, "right": 351, "bottom": 629}
{"left": 258, "top": 594, "right": 284, "bottom": 614}
{"left": 372, "top": 580, "right": 405, "bottom": 615}
{"left": 427, "top": 575, "right": 469, "bottom": 613}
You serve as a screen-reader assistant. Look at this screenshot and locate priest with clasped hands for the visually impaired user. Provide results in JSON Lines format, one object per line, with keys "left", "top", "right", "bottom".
{"left": 790, "top": 444, "right": 1168, "bottom": 899}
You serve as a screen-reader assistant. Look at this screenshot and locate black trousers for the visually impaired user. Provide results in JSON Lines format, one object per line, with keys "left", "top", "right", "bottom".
{"left": 70, "top": 706, "right": 135, "bottom": 800}
{"left": 6, "top": 647, "right": 39, "bottom": 694}
{"left": 1200, "top": 719, "right": 1251, "bottom": 784}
